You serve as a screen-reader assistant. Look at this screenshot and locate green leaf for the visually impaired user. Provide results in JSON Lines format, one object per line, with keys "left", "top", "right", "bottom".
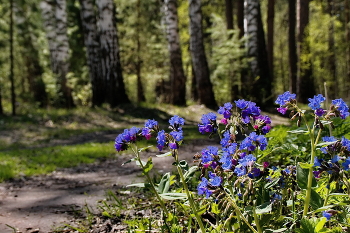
{"left": 315, "top": 218, "right": 327, "bottom": 232}
{"left": 138, "top": 145, "right": 153, "bottom": 152}
{"left": 297, "top": 163, "right": 317, "bottom": 189}
{"left": 259, "top": 214, "right": 273, "bottom": 227}
{"left": 211, "top": 202, "right": 220, "bottom": 214}
{"left": 255, "top": 202, "right": 272, "bottom": 214}
{"left": 156, "top": 151, "right": 172, "bottom": 157}
{"left": 300, "top": 218, "right": 317, "bottom": 233}
{"left": 184, "top": 166, "right": 198, "bottom": 181}
{"left": 299, "top": 162, "right": 313, "bottom": 169}
{"left": 142, "top": 157, "right": 153, "bottom": 174}
{"left": 126, "top": 183, "right": 145, "bottom": 188}
{"left": 288, "top": 129, "right": 309, "bottom": 134}
{"left": 157, "top": 172, "right": 171, "bottom": 194}
{"left": 159, "top": 192, "right": 187, "bottom": 200}
{"left": 178, "top": 160, "right": 189, "bottom": 170}
{"left": 310, "top": 189, "right": 324, "bottom": 210}
{"left": 121, "top": 157, "right": 136, "bottom": 166}
{"left": 264, "top": 178, "right": 280, "bottom": 189}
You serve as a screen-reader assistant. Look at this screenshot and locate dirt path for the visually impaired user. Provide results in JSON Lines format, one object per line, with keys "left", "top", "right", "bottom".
{"left": 0, "top": 137, "right": 213, "bottom": 233}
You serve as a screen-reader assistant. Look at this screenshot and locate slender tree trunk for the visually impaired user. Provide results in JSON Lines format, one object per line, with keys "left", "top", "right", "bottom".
{"left": 244, "top": 0, "right": 272, "bottom": 107}
{"left": 0, "top": 88, "right": 3, "bottom": 115}
{"left": 136, "top": 0, "right": 145, "bottom": 104}
{"left": 10, "top": 0, "right": 16, "bottom": 115}
{"left": 297, "top": 0, "right": 314, "bottom": 103}
{"left": 79, "top": 0, "right": 105, "bottom": 107}
{"left": 327, "top": 0, "right": 337, "bottom": 99}
{"left": 289, "top": 0, "right": 297, "bottom": 94}
{"left": 237, "top": 0, "right": 244, "bottom": 39}
{"left": 97, "top": 0, "right": 129, "bottom": 107}
{"left": 267, "top": 0, "right": 275, "bottom": 83}
{"left": 164, "top": 0, "right": 186, "bottom": 105}
{"left": 225, "top": 0, "right": 233, "bottom": 30}
{"left": 346, "top": 0, "right": 350, "bottom": 98}
{"left": 189, "top": 0, "right": 217, "bottom": 108}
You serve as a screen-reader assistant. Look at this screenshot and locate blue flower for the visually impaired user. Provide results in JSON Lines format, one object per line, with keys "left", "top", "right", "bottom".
{"left": 235, "top": 99, "right": 249, "bottom": 109}
{"left": 198, "top": 112, "right": 217, "bottom": 134}
{"left": 218, "top": 102, "right": 233, "bottom": 119}
{"left": 169, "top": 115, "right": 185, "bottom": 128}
{"left": 341, "top": 137, "right": 350, "bottom": 151}
{"left": 239, "top": 154, "right": 256, "bottom": 167}
{"left": 141, "top": 127, "right": 152, "bottom": 140}
{"left": 241, "top": 102, "right": 261, "bottom": 124}
{"left": 275, "top": 91, "right": 296, "bottom": 106}
{"left": 234, "top": 166, "right": 246, "bottom": 176}
{"left": 219, "top": 152, "right": 233, "bottom": 170}
{"left": 169, "top": 142, "right": 178, "bottom": 149}
{"left": 331, "top": 155, "right": 340, "bottom": 163}
{"left": 248, "top": 167, "right": 261, "bottom": 178}
{"left": 222, "top": 143, "right": 237, "bottom": 154}
{"left": 170, "top": 130, "right": 183, "bottom": 141}
{"left": 201, "top": 146, "right": 218, "bottom": 164}
{"left": 322, "top": 211, "right": 332, "bottom": 221}
{"left": 208, "top": 172, "right": 222, "bottom": 186}
{"left": 220, "top": 131, "right": 232, "bottom": 147}
{"left": 314, "top": 157, "right": 323, "bottom": 167}
{"left": 156, "top": 130, "right": 166, "bottom": 151}
{"left": 144, "top": 119, "right": 158, "bottom": 129}
{"left": 308, "top": 94, "right": 325, "bottom": 110}
{"left": 114, "top": 127, "right": 140, "bottom": 152}
{"left": 197, "top": 177, "right": 213, "bottom": 198}
{"left": 342, "top": 157, "right": 350, "bottom": 171}
{"left": 332, "top": 98, "right": 350, "bottom": 119}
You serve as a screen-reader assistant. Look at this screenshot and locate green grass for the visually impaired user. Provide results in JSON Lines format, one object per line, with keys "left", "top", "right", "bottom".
{"left": 0, "top": 142, "right": 116, "bottom": 182}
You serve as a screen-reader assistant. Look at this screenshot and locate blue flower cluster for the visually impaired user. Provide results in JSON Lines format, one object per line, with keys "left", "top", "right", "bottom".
{"left": 114, "top": 116, "right": 185, "bottom": 152}
{"left": 313, "top": 136, "right": 350, "bottom": 177}
{"left": 275, "top": 91, "right": 296, "bottom": 115}
{"left": 196, "top": 101, "right": 270, "bottom": 199}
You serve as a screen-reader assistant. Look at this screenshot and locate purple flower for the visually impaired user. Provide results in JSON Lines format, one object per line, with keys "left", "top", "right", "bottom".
{"left": 332, "top": 98, "right": 350, "bottom": 119}
{"left": 208, "top": 172, "right": 222, "bottom": 186}
{"left": 262, "top": 125, "right": 271, "bottom": 134}
{"left": 144, "top": 119, "right": 158, "bottom": 129}
{"left": 342, "top": 157, "right": 350, "bottom": 171}
{"left": 169, "top": 142, "right": 178, "bottom": 149}
{"left": 114, "top": 127, "right": 140, "bottom": 152}
{"left": 235, "top": 99, "right": 249, "bottom": 109}
{"left": 198, "top": 112, "right": 217, "bottom": 134}
{"left": 156, "top": 130, "right": 166, "bottom": 151}
{"left": 315, "top": 108, "right": 326, "bottom": 117}
{"left": 249, "top": 167, "right": 261, "bottom": 178}
{"left": 170, "top": 130, "right": 183, "bottom": 142}
{"left": 201, "top": 146, "right": 218, "bottom": 164}
{"left": 313, "top": 170, "right": 322, "bottom": 178}
{"left": 277, "top": 107, "right": 288, "bottom": 115}
{"left": 218, "top": 102, "right": 233, "bottom": 119}
{"left": 141, "top": 127, "right": 152, "bottom": 140}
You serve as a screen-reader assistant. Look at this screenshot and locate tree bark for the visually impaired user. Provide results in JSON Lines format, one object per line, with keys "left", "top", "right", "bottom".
{"left": 10, "top": 0, "right": 16, "bottom": 115}
{"left": 327, "top": 0, "right": 337, "bottom": 99}
{"left": 288, "top": 0, "right": 297, "bottom": 94}
{"left": 136, "top": 0, "right": 146, "bottom": 104}
{"left": 244, "top": 0, "right": 272, "bottom": 107}
{"left": 267, "top": 0, "right": 275, "bottom": 83}
{"left": 164, "top": 0, "right": 187, "bottom": 106}
{"left": 225, "top": 0, "right": 233, "bottom": 30}
{"left": 79, "top": 0, "right": 105, "bottom": 107}
{"left": 97, "top": 0, "right": 129, "bottom": 107}
{"left": 296, "top": 0, "right": 314, "bottom": 103}
{"left": 346, "top": 0, "right": 350, "bottom": 98}
{"left": 189, "top": 0, "right": 217, "bottom": 109}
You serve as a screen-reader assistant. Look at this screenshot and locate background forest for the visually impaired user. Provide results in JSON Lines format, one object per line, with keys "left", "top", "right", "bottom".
{"left": 0, "top": 0, "right": 349, "bottom": 115}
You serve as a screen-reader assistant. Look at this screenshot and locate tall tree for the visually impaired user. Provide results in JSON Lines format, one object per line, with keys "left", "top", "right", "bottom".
{"left": 296, "top": 0, "right": 314, "bottom": 102}
{"left": 244, "top": 0, "right": 272, "bottom": 107}
{"left": 164, "top": 0, "right": 187, "bottom": 105}
{"left": 288, "top": 0, "right": 297, "bottom": 94}
{"left": 79, "top": 0, "right": 104, "bottom": 107}
{"left": 40, "top": 0, "right": 74, "bottom": 108}
{"left": 267, "top": 0, "right": 275, "bottom": 83}
{"left": 327, "top": 0, "right": 337, "bottom": 99}
{"left": 10, "top": 0, "right": 15, "bottom": 115}
{"left": 346, "top": 0, "right": 350, "bottom": 98}
{"left": 189, "top": 0, "right": 217, "bottom": 108}
{"left": 97, "top": 0, "right": 129, "bottom": 107}
{"left": 225, "top": 0, "right": 233, "bottom": 30}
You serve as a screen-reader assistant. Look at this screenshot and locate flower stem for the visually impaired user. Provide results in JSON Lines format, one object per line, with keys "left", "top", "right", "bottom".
{"left": 174, "top": 151, "right": 206, "bottom": 233}
{"left": 131, "top": 145, "right": 170, "bottom": 218}
{"left": 253, "top": 207, "right": 263, "bottom": 233}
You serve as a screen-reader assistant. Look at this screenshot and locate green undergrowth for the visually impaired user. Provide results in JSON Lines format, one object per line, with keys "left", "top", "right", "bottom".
{"left": 0, "top": 142, "right": 116, "bottom": 182}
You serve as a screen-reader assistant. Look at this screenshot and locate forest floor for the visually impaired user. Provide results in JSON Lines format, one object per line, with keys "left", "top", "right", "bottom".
{"left": 0, "top": 105, "right": 290, "bottom": 233}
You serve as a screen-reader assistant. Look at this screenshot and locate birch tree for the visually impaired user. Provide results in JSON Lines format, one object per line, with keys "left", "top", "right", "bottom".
{"left": 164, "top": 0, "right": 186, "bottom": 105}
{"left": 97, "top": 0, "right": 129, "bottom": 107}
{"left": 189, "top": 0, "right": 216, "bottom": 108}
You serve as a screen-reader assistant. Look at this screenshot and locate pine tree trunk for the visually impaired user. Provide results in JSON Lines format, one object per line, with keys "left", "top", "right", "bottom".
{"left": 164, "top": 0, "right": 187, "bottom": 106}
{"left": 244, "top": 0, "right": 272, "bottom": 107}
{"left": 288, "top": 0, "right": 297, "bottom": 94}
{"left": 189, "top": 0, "right": 217, "bottom": 108}
{"left": 79, "top": 0, "right": 105, "bottom": 107}
{"left": 97, "top": 0, "right": 129, "bottom": 107}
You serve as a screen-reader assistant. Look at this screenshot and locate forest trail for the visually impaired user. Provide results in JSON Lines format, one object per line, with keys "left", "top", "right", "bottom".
{"left": 0, "top": 131, "right": 214, "bottom": 233}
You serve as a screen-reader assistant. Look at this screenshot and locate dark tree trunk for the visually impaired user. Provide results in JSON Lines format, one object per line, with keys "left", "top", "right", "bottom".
{"left": 10, "top": 0, "right": 16, "bottom": 115}
{"left": 327, "top": 0, "right": 337, "bottom": 99}
{"left": 97, "top": 0, "right": 129, "bottom": 107}
{"left": 237, "top": 0, "right": 244, "bottom": 39}
{"left": 288, "top": 0, "right": 297, "bottom": 94}
{"left": 189, "top": 0, "right": 217, "bottom": 109}
{"left": 267, "top": 0, "right": 275, "bottom": 83}
{"left": 136, "top": 0, "right": 145, "bottom": 104}
{"left": 79, "top": 0, "right": 105, "bottom": 107}
{"left": 346, "top": 0, "right": 350, "bottom": 98}
{"left": 225, "top": 0, "right": 233, "bottom": 30}
{"left": 244, "top": 0, "right": 272, "bottom": 107}
{"left": 164, "top": 0, "right": 187, "bottom": 106}
{"left": 297, "top": 0, "right": 314, "bottom": 103}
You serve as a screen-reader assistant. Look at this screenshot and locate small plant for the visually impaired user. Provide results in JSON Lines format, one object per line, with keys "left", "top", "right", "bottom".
{"left": 114, "top": 91, "right": 350, "bottom": 232}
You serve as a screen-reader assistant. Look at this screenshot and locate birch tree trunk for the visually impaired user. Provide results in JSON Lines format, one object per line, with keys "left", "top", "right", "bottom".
{"left": 164, "top": 0, "right": 186, "bottom": 106}
{"left": 40, "top": 0, "right": 74, "bottom": 108}
{"left": 79, "top": 0, "right": 104, "bottom": 107}
{"left": 244, "top": 0, "right": 272, "bottom": 107}
{"left": 189, "top": 0, "right": 217, "bottom": 108}
{"left": 97, "top": 0, "right": 129, "bottom": 107}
